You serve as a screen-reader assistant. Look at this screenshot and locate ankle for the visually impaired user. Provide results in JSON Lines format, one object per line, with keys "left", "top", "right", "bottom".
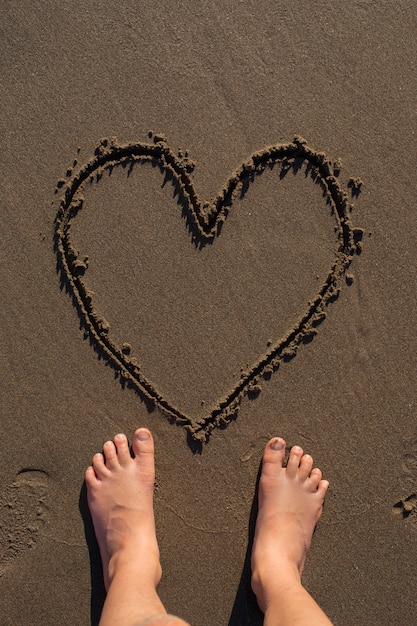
{"left": 251, "top": 559, "right": 301, "bottom": 613}
{"left": 108, "top": 548, "right": 162, "bottom": 589}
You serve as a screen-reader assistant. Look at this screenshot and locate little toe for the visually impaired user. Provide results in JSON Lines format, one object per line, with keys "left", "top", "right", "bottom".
{"left": 113, "top": 433, "right": 131, "bottom": 465}
{"left": 298, "top": 453, "right": 314, "bottom": 480}
{"left": 318, "top": 479, "right": 330, "bottom": 496}
{"left": 132, "top": 428, "right": 155, "bottom": 474}
{"left": 286, "top": 445, "right": 303, "bottom": 478}
{"left": 260, "top": 437, "right": 286, "bottom": 478}
{"left": 102, "top": 440, "right": 119, "bottom": 469}
{"left": 85, "top": 465, "right": 98, "bottom": 486}
{"left": 307, "top": 468, "right": 323, "bottom": 490}
{"left": 91, "top": 452, "right": 109, "bottom": 479}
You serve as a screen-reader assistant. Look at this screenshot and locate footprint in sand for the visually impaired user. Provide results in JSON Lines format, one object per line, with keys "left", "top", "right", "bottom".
{"left": 0, "top": 470, "right": 50, "bottom": 577}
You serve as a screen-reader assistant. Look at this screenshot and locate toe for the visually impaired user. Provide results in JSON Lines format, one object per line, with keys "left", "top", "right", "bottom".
{"left": 91, "top": 452, "right": 109, "bottom": 479}
{"left": 307, "top": 467, "right": 323, "bottom": 490}
{"left": 132, "top": 428, "right": 155, "bottom": 475}
{"left": 286, "top": 445, "right": 303, "bottom": 478}
{"left": 85, "top": 465, "right": 98, "bottom": 486}
{"left": 298, "top": 453, "right": 313, "bottom": 480}
{"left": 103, "top": 440, "right": 119, "bottom": 469}
{"left": 317, "top": 479, "right": 330, "bottom": 496}
{"left": 260, "top": 437, "right": 286, "bottom": 478}
{"left": 114, "top": 433, "right": 131, "bottom": 466}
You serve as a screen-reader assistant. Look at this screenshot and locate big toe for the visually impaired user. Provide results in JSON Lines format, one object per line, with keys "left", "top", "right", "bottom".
{"left": 132, "top": 428, "right": 155, "bottom": 473}
{"left": 261, "top": 437, "right": 286, "bottom": 478}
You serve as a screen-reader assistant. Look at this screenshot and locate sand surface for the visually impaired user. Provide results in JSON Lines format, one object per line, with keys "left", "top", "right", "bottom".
{"left": 1, "top": 2, "right": 417, "bottom": 625}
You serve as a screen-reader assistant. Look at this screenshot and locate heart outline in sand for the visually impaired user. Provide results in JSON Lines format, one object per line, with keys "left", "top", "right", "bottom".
{"left": 55, "top": 134, "right": 362, "bottom": 443}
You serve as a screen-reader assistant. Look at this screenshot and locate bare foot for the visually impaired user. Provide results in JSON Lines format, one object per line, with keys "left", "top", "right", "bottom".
{"left": 251, "top": 437, "right": 329, "bottom": 614}
{"left": 85, "top": 428, "right": 161, "bottom": 591}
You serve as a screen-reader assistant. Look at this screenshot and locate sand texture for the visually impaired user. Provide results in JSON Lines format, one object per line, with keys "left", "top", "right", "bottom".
{"left": 1, "top": 2, "right": 417, "bottom": 625}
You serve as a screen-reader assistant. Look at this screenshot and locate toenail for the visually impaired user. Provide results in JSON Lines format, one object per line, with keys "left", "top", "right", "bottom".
{"left": 137, "top": 430, "right": 150, "bottom": 441}
{"left": 270, "top": 438, "right": 284, "bottom": 451}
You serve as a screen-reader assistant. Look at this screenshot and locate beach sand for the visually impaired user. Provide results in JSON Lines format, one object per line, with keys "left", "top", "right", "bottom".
{"left": 1, "top": 2, "right": 417, "bottom": 624}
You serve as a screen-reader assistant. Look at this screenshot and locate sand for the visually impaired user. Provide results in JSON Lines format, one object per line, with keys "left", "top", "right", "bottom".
{"left": 1, "top": 2, "right": 417, "bottom": 625}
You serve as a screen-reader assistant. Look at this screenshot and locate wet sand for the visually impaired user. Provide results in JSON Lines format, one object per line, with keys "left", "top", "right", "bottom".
{"left": 1, "top": 2, "right": 417, "bottom": 625}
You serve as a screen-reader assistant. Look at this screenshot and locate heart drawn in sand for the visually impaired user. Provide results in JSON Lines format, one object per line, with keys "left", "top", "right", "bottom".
{"left": 55, "top": 133, "right": 362, "bottom": 444}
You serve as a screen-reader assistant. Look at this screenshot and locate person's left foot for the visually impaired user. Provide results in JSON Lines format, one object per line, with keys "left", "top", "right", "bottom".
{"left": 85, "top": 428, "right": 161, "bottom": 590}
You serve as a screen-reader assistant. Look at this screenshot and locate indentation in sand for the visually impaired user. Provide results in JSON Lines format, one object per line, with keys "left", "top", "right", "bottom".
{"left": 393, "top": 493, "right": 417, "bottom": 522}
{"left": 55, "top": 134, "right": 362, "bottom": 443}
{"left": 393, "top": 437, "right": 417, "bottom": 527}
{"left": 0, "top": 470, "right": 50, "bottom": 577}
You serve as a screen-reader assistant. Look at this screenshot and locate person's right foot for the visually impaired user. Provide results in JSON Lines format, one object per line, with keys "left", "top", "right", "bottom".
{"left": 251, "top": 437, "right": 329, "bottom": 613}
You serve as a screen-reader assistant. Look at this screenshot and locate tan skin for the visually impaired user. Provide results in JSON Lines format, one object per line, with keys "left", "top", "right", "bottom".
{"left": 85, "top": 429, "right": 333, "bottom": 626}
